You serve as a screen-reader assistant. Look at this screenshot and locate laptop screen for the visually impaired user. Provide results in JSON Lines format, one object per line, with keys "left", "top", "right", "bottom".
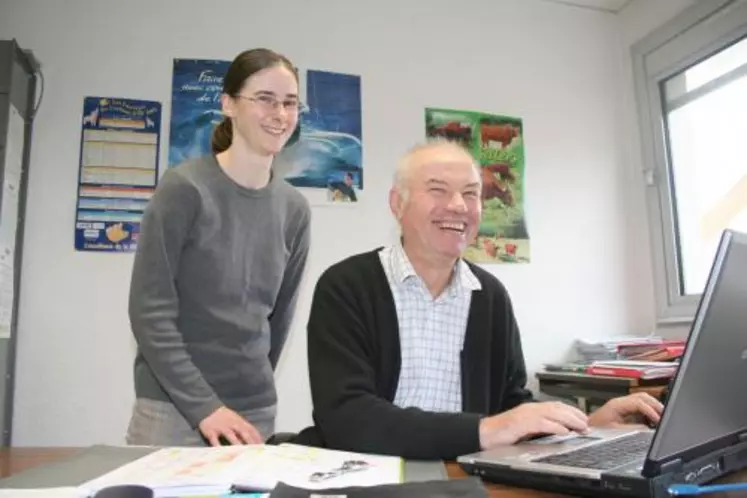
{"left": 645, "top": 229, "right": 747, "bottom": 474}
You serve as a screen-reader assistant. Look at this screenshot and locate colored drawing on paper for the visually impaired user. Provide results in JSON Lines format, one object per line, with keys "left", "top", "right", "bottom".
{"left": 425, "top": 107, "right": 530, "bottom": 264}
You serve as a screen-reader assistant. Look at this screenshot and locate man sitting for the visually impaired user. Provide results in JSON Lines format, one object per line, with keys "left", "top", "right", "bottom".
{"left": 297, "top": 139, "right": 663, "bottom": 460}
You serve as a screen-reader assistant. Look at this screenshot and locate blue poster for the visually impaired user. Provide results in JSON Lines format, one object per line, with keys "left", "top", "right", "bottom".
{"left": 282, "top": 70, "right": 363, "bottom": 199}
{"left": 168, "top": 59, "right": 230, "bottom": 167}
{"left": 75, "top": 96, "right": 162, "bottom": 252}
{"left": 167, "top": 59, "right": 363, "bottom": 203}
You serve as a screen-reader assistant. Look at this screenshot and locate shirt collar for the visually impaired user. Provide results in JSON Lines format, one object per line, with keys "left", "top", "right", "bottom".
{"left": 389, "top": 240, "right": 482, "bottom": 297}
{"left": 390, "top": 241, "right": 418, "bottom": 284}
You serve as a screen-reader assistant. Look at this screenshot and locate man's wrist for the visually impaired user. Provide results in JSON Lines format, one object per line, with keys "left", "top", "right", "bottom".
{"left": 478, "top": 417, "right": 490, "bottom": 449}
{"left": 478, "top": 414, "right": 511, "bottom": 449}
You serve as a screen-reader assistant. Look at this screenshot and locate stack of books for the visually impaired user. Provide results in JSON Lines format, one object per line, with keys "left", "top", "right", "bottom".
{"left": 544, "top": 360, "right": 678, "bottom": 380}
{"left": 573, "top": 336, "right": 685, "bottom": 363}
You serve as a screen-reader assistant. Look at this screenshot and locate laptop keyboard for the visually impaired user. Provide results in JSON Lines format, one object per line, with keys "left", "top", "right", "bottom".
{"left": 532, "top": 432, "right": 653, "bottom": 470}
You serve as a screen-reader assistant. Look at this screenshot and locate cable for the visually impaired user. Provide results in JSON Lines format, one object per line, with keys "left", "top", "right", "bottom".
{"left": 668, "top": 482, "right": 747, "bottom": 495}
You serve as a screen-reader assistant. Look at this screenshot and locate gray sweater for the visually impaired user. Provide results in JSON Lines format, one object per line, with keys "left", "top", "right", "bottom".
{"left": 128, "top": 154, "right": 311, "bottom": 428}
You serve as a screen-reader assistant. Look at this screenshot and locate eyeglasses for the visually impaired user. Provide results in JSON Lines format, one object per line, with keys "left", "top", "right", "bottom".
{"left": 236, "top": 94, "right": 303, "bottom": 113}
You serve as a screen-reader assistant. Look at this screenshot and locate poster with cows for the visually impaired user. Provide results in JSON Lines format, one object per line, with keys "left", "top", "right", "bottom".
{"left": 425, "top": 107, "right": 530, "bottom": 264}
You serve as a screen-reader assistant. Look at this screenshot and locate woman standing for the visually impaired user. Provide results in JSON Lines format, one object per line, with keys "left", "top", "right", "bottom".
{"left": 126, "top": 48, "right": 311, "bottom": 446}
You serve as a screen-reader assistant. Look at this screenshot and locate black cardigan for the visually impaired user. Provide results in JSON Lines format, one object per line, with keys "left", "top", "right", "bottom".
{"left": 296, "top": 248, "right": 535, "bottom": 460}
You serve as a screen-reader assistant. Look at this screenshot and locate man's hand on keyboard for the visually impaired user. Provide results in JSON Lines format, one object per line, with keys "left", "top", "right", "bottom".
{"left": 587, "top": 392, "right": 664, "bottom": 428}
{"left": 479, "top": 401, "right": 590, "bottom": 449}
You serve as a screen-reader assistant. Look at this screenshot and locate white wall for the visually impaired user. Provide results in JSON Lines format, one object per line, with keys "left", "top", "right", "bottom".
{"left": 0, "top": 0, "right": 677, "bottom": 446}
{"left": 615, "top": 0, "right": 698, "bottom": 338}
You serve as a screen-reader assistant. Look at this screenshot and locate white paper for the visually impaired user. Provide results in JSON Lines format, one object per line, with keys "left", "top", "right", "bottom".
{"left": 232, "top": 443, "right": 404, "bottom": 491}
{"left": 80, "top": 443, "right": 403, "bottom": 495}
{"left": 80, "top": 128, "right": 157, "bottom": 187}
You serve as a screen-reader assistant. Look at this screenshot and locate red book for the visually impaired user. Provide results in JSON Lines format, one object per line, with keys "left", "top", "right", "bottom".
{"left": 585, "top": 361, "right": 677, "bottom": 379}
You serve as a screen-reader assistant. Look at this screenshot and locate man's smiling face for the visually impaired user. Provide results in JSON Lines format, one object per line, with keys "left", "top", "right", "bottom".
{"left": 391, "top": 143, "right": 482, "bottom": 264}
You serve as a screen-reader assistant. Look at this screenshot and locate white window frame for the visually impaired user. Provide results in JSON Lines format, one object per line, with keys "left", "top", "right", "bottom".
{"left": 631, "top": 0, "right": 747, "bottom": 324}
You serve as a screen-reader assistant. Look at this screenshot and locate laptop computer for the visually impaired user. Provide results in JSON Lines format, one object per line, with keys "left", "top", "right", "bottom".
{"left": 457, "top": 228, "right": 747, "bottom": 498}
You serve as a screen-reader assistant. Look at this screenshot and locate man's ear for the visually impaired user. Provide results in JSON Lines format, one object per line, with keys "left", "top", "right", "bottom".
{"left": 389, "top": 187, "right": 402, "bottom": 220}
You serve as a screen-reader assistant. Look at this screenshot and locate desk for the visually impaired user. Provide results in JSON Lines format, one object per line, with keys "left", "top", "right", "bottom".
{"left": 536, "top": 371, "right": 669, "bottom": 413}
{"left": 446, "top": 463, "right": 565, "bottom": 497}
{"left": 0, "top": 448, "right": 561, "bottom": 497}
{"left": 447, "top": 463, "right": 747, "bottom": 498}
{"left": 3, "top": 448, "right": 747, "bottom": 497}
{"left": 0, "top": 447, "right": 80, "bottom": 478}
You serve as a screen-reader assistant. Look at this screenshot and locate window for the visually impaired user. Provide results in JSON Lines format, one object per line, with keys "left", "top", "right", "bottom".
{"left": 663, "top": 36, "right": 747, "bottom": 296}
{"left": 632, "top": 0, "right": 747, "bottom": 323}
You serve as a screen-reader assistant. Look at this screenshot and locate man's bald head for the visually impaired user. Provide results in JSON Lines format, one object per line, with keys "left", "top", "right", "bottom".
{"left": 392, "top": 139, "right": 481, "bottom": 205}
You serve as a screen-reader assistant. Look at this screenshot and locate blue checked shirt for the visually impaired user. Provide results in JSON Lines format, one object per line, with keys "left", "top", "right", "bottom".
{"left": 379, "top": 242, "right": 482, "bottom": 413}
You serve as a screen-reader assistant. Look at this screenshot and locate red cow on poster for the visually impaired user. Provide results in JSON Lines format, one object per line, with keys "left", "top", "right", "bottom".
{"left": 481, "top": 162, "right": 515, "bottom": 206}
{"left": 430, "top": 121, "right": 472, "bottom": 142}
{"left": 480, "top": 123, "right": 519, "bottom": 148}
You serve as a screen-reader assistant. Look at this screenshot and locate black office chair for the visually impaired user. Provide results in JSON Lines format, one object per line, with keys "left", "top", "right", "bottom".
{"left": 266, "top": 426, "right": 324, "bottom": 447}
{"left": 266, "top": 431, "right": 298, "bottom": 445}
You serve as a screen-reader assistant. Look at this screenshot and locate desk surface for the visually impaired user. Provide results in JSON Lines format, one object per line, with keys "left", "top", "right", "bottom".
{"left": 444, "top": 462, "right": 562, "bottom": 498}
{"left": 0, "top": 447, "right": 80, "bottom": 479}
{"left": 2, "top": 447, "right": 747, "bottom": 498}
{"left": 536, "top": 371, "right": 671, "bottom": 387}
{"left": 0, "top": 447, "right": 564, "bottom": 497}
